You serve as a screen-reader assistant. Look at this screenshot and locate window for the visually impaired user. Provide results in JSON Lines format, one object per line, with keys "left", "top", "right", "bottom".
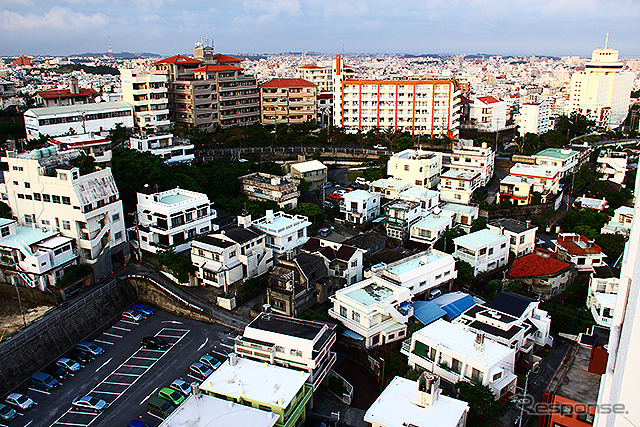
{"left": 404, "top": 165, "right": 410, "bottom": 171}
{"left": 274, "top": 346, "right": 284, "bottom": 353}
{"left": 290, "top": 349, "right": 303, "bottom": 357}
{"left": 33, "top": 193, "right": 41, "bottom": 201}
{"left": 576, "top": 411, "right": 594, "bottom": 424}
{"left": 62, "top": 220, "right": 71, "bottom": 230}
{"left": 112, "top": 213, "right": 120, "bottom": 221}
{"left": 59, "top": 173, "right": 67, "bottom": 180}
{"left": 479, "top": 248, "right": 487, "bottom": 255}
{"left": 492, "top": 372, "right": 502, "bottom": 381}
{"left": 500, "top": 243, "right": 506, "bottom": 249}
{"left": 258, "top": 405, "right": 271, "bottom": 412}
{"left": 24, "top": 182, "right": 30, "bottom": 188}
{"left": 229, "top": 250, "right": 236, "bottom": 258}
{"left": 430, "top": 347, "right": 437, "bottom": 361}
{"left": 372, "top": 334, "right": 380, "bottom": 345}
{"left": 560, "top": 405, "right": 573, "bottom": 417}
{"left": 471, "top": 368, "right": 483, "bottom": 383}
{"left": 340, "top": 306, "right": 347, "bottom": 317}
{"left": 12, "top": 181, "right": 17, "bottom": 185}
{"left": 451, "top": 358, "right": 462, "bottom": 374}
{"left": 351, "top": 260, "right": 357, "bottom": 267}
{"left": 488, "top": 248, "right": 494, "bottom": 255}
{"left": 62, "top": 196, "right": 71, "bottom": 205}
{"left": 114, "top": 231, "right": 122, "bottom": 240}
{"left": 0, "top": 226, "right": 9, "bottom": 237}
{"left": 17, "top": 194, "right": 24, "bottom": 199}
{"left": 52, "top": 195, "right": 61, "bottom": 204}
{"left": 351, "top": 311, "right": 360, "bottom": 322}
{"left": 297, "top": 229, "right": 304, "bottom": 239}
{"left": 520, "top": 235, "right": 526, "bottom": 244}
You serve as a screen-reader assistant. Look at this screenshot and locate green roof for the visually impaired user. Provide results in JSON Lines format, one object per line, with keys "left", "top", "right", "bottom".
{"left": 534, "top": 148, "right": 578, "bottom": 160}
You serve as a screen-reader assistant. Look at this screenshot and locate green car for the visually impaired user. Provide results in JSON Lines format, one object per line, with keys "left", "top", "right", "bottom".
{"left": 158, "top": 387, "right": 185, "bottom": 406}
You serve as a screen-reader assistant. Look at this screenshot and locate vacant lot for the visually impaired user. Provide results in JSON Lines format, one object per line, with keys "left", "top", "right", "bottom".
{"left": 0, "top": 295, "right": 54, "bottom": 340}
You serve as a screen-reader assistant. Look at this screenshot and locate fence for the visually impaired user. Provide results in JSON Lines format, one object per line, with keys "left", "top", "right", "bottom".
{"left": 328, "top": 369, "right": 354, "bottom": 405}
{"left": 197, "top": 145, "right": 391, "bottom": 159}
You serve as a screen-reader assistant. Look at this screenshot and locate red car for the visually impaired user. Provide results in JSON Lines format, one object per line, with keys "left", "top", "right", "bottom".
{"left": 328, "top": 192, "right": 342, "bottom": 200}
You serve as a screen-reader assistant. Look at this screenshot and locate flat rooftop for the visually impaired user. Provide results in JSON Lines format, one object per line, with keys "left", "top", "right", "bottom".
{"left": 399, "top": 187, "right": 439, "bottom": 200}
{"left": 548, "top": 345, "right": 601, "bottom": 405}
{"left": 159, "top": 394, "right": 278, "bottom": 427}
{"left": 0, "top": 224, "right": 59, "bottom": 250}
{"left": 25, "top": 101, "right": 132, "bottom": 117}
{"left": 248, "top": 312, "right": 332, "bottom": 341}
{"left": 394, "top": 149, "right": 438, "bottom": 160}
{"left": 489, "top": 218, "right": 536, "bottom": 233}
{"left": 453, "top": 228, "right": 508, "bottom": 249}
{"left": 534, "top": 148, "right": 578, "bottom": 160}
{"left": 364, "top": 376, "right": 469, "bottom": 427}
{"left": 200, "top": 358, "right": 309, "bottom": 409}
{"left": 342, "top": 279, "right": 396, "bottom": 307}
{"left": 345, "top": 189, "right": 374, "bottom": 201}
{"left": 412, "top": 213, "right": 453, "bottom": 231}
{"left": 441, "top": 169, "right": 479, "bottom": 180}
{"left": 441, "top": 203, "right": 479, "bottom": 215}
{"left": 386, "top": 251, "right": 449, "bottom": 277}
{"left": 159, "top": 193, "right": 194, "bottom": 204}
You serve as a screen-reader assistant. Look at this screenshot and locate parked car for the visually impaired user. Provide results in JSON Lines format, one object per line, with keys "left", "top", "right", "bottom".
{"left": 30, "top": 372, "right": 59, "bottom": 391}
{"left": 323, "top": 181, "right": 333, "bottom": 189}
{"left": 132, "top": 303, "right": 155, "bottom": 317}
{"left": 71, "top": 395, "right": 109, "bottom": 412}
{"left": 4, "top": 393, "right": 35, "bottom": 412}
{"left": 141, "top": 336, "right": 169, "bottom": 350}
{"left": 323, "top": 201, "right": 334, "bottom": 209}
{"left": 328, "top": 192, "right": 342, "bottom": 200}
{"left": 169, "top": 379, "right": 192, "bottom": 397}
{"left": 147, "top": 396, "right": 175, "bottom": 419}
{"left": 189, "top": 362, "right": 213, "bottom": 380}
{"left": 158, "top": 387, "right": 185, "bottom": 406}
{"left": 46, "top": 364, "right": 70, "bottom": 382}
{"left": 199, "top": 354, "right": 222, "bottom": 371}
{"left": 75, "top": 341, "right": 104, "bottom": 357}
{"left": 355, "top": 177, "right": 370, "bottom": 186}
{"left": 318, "top": 227, "right": 331, "bottom": 237}
{"left": 69, "top": 348, "right": 94, "bottom": 364}
{"left": 122, "top": 309, "right": 144, "bottom": 323}
{"left": 373, "top": 144, "right": 387, "bottom": 150}
{"left": 56, "top": 357, "right": 82, "bottom": 374}
{"left": 0, "top": 403, "right": 16, "bottom": 424}
{"left": 127, "top": 421, "right": 150, "bottom": 427}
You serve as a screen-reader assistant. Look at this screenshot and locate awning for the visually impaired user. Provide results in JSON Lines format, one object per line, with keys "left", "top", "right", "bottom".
{"left": 413, "top": 301, "right": 447, "bottom": 325}
{"left": 342, "top": 329, "right": 364, "bottom": 340}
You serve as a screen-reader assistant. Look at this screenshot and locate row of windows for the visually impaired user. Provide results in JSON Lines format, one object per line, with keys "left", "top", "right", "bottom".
{"left": 37, "top": 110, "right": 132, "bottom": 126}
{"left": 17, "top": 193, "right": 72, "bottom": 205}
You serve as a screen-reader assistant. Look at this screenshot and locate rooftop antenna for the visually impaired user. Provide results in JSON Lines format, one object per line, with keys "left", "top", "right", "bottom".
{"left": 605, "top": 32, "right": 609, "bottom": 49}
{"left": 108, "top": 36, "right": 113, "bottom": 58}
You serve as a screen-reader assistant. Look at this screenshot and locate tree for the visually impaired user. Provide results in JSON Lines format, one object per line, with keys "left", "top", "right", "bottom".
{"left": 75, "top": 154, "right": 96, "bottom": 175}
{"left": 530, "top": 191, "right": 543, "bottom": 205}
{"left": 555, "top": 112, "right": 595, "bottom": 138}
{"left": 456, "top": 260, "right": 475, "bottom": 283}
{"left": 454, "top": 381, "right": 503, "bottom": 425}
{"left": 294, "top": 202, "right": 323, "bottom": 224}
{"left": 470, "top": 218, "right": 486, "bottom": 232}
{"left": 0, "top": 201, "right": 12, "bottom": 219}
{"left": 108, "top": 123, "right": 128, "bottom": 148}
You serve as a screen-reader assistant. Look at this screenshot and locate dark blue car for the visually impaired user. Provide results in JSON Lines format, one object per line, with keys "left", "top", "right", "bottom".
{"left": 132, "top": 303, "right": 155, "bottom": 317}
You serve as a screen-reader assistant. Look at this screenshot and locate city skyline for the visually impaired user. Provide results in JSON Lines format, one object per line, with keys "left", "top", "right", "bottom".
{"left": 1, "top": 0, "right": 639, "bottom": 57}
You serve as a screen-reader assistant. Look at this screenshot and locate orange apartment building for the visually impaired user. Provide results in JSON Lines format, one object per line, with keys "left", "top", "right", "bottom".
{"left": 259, "top": 78, "right": 317, "bottom": 125}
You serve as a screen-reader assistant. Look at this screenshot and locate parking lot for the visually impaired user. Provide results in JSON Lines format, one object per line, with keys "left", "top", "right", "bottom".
{"left": 9, "top": 307, "right": 236, "bottom": 427}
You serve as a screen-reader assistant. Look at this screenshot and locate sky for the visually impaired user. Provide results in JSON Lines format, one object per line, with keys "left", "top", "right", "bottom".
{"left": 1, "top": 0, "right": 639, "bottom": 58}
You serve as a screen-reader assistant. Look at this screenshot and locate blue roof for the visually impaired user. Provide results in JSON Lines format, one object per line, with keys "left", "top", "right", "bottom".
{"left": 413, "top": 301, "right": 447, "bottom": 325}
{"left": 342, "top": 329, "right": 364, "bottom": 340}
{"left": 434, "top": 295, "right": 476, "bottom": 319}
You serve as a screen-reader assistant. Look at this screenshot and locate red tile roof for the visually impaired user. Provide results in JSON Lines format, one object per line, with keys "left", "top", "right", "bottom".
{"left": 152, "top": 55, "right": 202, "bottom": 65}
{"left": 212, "top": 54, "right": 242, "bottom": 63}
{"left": 509, "top": 251, "right": 572, "bottom": 278}
{"left": 36, "top": 88, "right": 98, "bottom": 99}
{"left": 477, "top": 96, "right": 501, "bottom": 104}
{"left": 556, "top": 234, "right": 603, "bottom": 256}
{"left": 260, "top": 78, "right": 316, "bottom": 88}
{"left": 192, "top": 65, "right": 241, "bottom": 72}
{"left": 11, "top": 55, "right": 31, "bottom": 66}
{"left": 299, "top": 64, "right": 322, "bottom": 69}
{"left": 318, "top": 93, "right": 333, "bottom": 100}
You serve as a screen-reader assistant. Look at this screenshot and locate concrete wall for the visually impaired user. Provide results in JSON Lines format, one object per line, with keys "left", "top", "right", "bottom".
{"left": 0, "top": 281, "right": 136, "bottom": 397}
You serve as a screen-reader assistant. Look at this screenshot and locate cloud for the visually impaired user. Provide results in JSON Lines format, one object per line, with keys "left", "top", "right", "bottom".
{"left": 0, "top": 6, "right": 108, "bottom": 31}
{"left": 323, "top": 1, "right": 368, "bottom": 19}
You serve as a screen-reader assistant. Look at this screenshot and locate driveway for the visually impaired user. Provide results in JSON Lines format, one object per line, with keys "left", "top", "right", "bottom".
{"left": 332, "top": 356, "right": 380, "bottom": 410}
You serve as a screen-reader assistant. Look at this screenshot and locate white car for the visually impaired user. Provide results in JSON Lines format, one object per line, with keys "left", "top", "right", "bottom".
{"left": 122, "top": 309, "right": 143, "bottom": 322}
{"left": 5, "top": 393, "right": 36, "bottom": 411}
{"left": 373, "top": 144, "right": 387, "bottom": 150}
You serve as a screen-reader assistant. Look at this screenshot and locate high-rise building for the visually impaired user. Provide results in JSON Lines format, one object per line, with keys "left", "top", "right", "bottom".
{"left": 594, "top": 172, "right": 640, "bottom": 426}
{"left": 259, "top": 78, "right": 317, "bottom": 125}
{"left": 152, "top": 41, "right": 259, "bottom": 131}
{"left": 120, "top": 69, "right": 170, "bottom": 132}
{"left": 569, "top": 44, "right": 634, "bottom": 128}
{"left": 519, "top": 99, "right": 552, "bottom": 136}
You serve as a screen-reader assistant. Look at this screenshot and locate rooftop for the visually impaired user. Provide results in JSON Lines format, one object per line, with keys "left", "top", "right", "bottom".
{"left": 412, "top": 213, "right": 453, "bottom": 231}
{"left": 547, "top": 345, "right": 601, "bottom": 405}
{"left": 159, "top": 394, "right": 277, "bottom": 427}
{"left": 476, "top": 96, "right": 501, "bottom": 104}
{"left": 399, "top": 187, "right": 439, "bottom": 201}
{"left": 500, "top": 175, "right": 533, "bottom": 185}
{"left": 200, "top": 357, "right": 309, "bottom": 409}
{"left": 344, "top": 189, "right": 375, "bottom": 201}
{"left": 290, "top": 160, "right": 327, "bottom": 173}
{"left": 593, "top": 265, "right": 621, "bottom": 279}
{"left": 384, "top": 250, "right": 450, "bottom": 278}
{"left": 364, "top": 376, "right": 469, "bottom": 427}
{"left": 384, "top": 199, "right": 419, "bottom": 211}
{"left": 0, "top": 222, "right": 59, "bottom": 250}
{"left": 152, "top": 54, "right": 203, "bottom": 65}
{"left": 556, "top": 233, "right": 604, "bottom": 256}
{"left": 510, "top": 163, "right": 560, "bottom": 178}
{"left": 371, "top": 178, "right": 411, "bottom": 190}
{"left": 534, "top": 148, "right": 579, "bottom": 160}
{"left": 453, "top": 229, "right": 508, "bottom": 250}
{"left": 440, "top": 203, "right": 479, "bottom": 216}
{"left": 247, "top": 312, "right": 334, "bottom": 341}
{"left": 24, "top": 101, "right": 132, "bottom": 117}
{"left": 159, "top": 193, "right": 194, "bottom": 205}
{"left": 488, "top": 218, "right": 537, "bottom": 233}
{"left": 508, "top": 251, "right": 573, "bottom": 278}
{"left": 489, "top": 292, "right": 537, "bottom": 318}
{"left": 440, "top": 169, "right": 480, "bottom": 180}
{"left": 393, "top": 149, "right": 438, "bottom": 161}
{"left": 36, "top": 88, "right": 97, "bottom": 99}
{"left": 193, "top": 235, "right": 236, "bottom": 249}
{"left": 260, "top": 78, "right": 316, "bottom": 88}
{"left": 192, "top": 64, "right": 241, "bottom": 72}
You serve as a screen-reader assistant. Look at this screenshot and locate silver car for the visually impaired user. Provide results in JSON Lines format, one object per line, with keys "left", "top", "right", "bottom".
{"left": 5, "top": 393, "right": 35, "bottom": 411}
{"left": 72, "top": 396, "right": 109, "bottom": 412}
{"left": 57, "top": 357, "right": 82, "bottom": 373}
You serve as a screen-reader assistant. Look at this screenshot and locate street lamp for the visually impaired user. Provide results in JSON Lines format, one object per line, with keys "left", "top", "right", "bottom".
{"left": 518, "top": 361, "right": 540, "bottom": 427}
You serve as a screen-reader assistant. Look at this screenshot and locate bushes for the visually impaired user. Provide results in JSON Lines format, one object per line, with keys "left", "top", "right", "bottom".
{"left": 56, "top": 264, "right": 92, "bottom": 289}
{"left": 155, "top": 248, "right": 195, "bottom": 283}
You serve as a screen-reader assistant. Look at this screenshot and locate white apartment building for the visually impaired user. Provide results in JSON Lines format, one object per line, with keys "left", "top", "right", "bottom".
{"left": 382, "top": 199, "right": 421, "bottom": 240}
{"left": 532, "top": 148, "right": 580, "bottom": 179}
{"left": 401, "top": 319, "right": 517, "bottom": 398}
{"left": 368, "top": 249, "right": 457, "bottom": 298}
{"left": 488, "top": 292, "right": 553, "bottom": 348}
{"left": 388, "top": 149, "right": 443, "bottom": 188}
{"left": 136, "top": 186, "right": 217, "bottom": 254}
{"left": 287, "top": 159, "right": 327, "bottom": 191}
{"left": 438, "top": 170, "right": 482, "bottom": 205}
{"left": 498, "top": 175, "right": 535, "bottom": 206}
{"left": 234, "top": 312, "right": 337, "bottom": 391}
{"left": 302, "top": 237, "right": 364, "bottom": 287}
{"left": 120, "top": 69, "right": 170, "bottom": 132}
{"left": 0, "top": 150, "right": 127, "bottom": 278}
{"left": 329, "top": 276, "right": 413, "bottom": 349}
{"left": 487, "top": 219, "right": 538, "bottom": 257}
{"left": 440, "top": 203, "right": 479, "bottom": 230}
{"left": 597, "top": 150, "right": 627, "bottom": 185}
{"left": 369, "top": 178, "right": 411, "bottom": 200}
{"left": 129, "top": 133, "right": 194, "bottom": 164}
{"left": 601, "top": 205, "right": 634, "bottom": 236}
{"left": 468, "top": 96, "right": 507, "bottom": 132}
{"left": 23, "top": 101, "right": 134, "bottom": 140}
{"left": 398, "top": 187, "right": 440, "bottom": 215}
{"left": 453, "top": 229, "right": 510, "bottom": 276}
{"left": 298, "top": 64, "right": 333, "bottom": 93}
{"left": 336, "top": 77, "right": 461, "bottom": 139}
{"left": 0, "top": 218, "right": 77, "bottom": 291}
{"left": 239, "top": 172, "right": 300, "bottom": 210}
{"left": 49, "top": 134, "right": 112, "bottom": 163}
{"left": 508, "top": 163, "right": 561, "bottom": 197}
{"left": 340, "top": 189, "right": 380, "bottom": 224}
{"left": 587, "top": 266, "right": 620, "bottom": 328}
{"left": 554, "top": 233, "right": 607, "bottom": 272}
{"left": 410, "top": 211, "right": 454, "bottom": 246}
{"left": 449, "top": 140, "right": 495, "bottom": 186}
{"left": 519, "top": 100, "right": 552, "bottom": 136}
{"left": 569, "top": 46, "right": 635, "bottom": 128}
{"left": 252, "top": 210, "right": 311, "bottom": 256}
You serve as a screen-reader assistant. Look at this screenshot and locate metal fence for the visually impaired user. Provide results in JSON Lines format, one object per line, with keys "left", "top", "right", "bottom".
{"left": 197, "top": 145, "right": 391, "bottom": 159}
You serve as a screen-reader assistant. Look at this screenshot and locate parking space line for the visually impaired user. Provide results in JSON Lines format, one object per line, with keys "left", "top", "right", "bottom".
{"left": 54, "top": 423, "right": 89, "bottom": 426}
{"left": 140, "top": 387, "right": 158, "bottom": 406}
{"left": 155, "top": 334, "right": 181, "bottom": 339}
{"left": 91, "top": 390, "right": 120, "bottom": 395}
{"left": 187, "top": 374, "right": 203, "bottom": 382}
{"left": 147, "top": 412, "right": 164, "bottom": 421}
{"left": 122, "top": 364, "right": 149, "bottom": 369}
{"left": 138, "top": 348, "right": 165, "bottom": 353}
{"left": 94, "top": 339, "right": 113, "bottom": 345}
{"left": 120, "top": 320, "right": 138, "bottom": 325}
{"left": 220, "top": 342, "right": 234, "bottom": 349}
{"left": 102, "top": 381, "right": 130, "bottom": 386}
{"left": 102, "top": 332, "right": 122, "bottom": 338}
{"left": 28, "top": 387, "right": 50, "bottom": 395}
{"left": 111, "top": 326, "right": 130, "bottom": 332}
{"left": 211, "top": 350, "right": 229, "bottom": 359}
{"left": 130, "top": 356, "right": 159, "bottom": 361}
{"left": 95, "top": 357, "right": 112, "bottom": 372}
{"left": 68, "top": 410, "right": 98, "bottom": 415}
{"left": 110, "top": 372, "right": 139, "bottom": 377}
{"left": 160, "top": 327, "right": 190, "bottom": 332}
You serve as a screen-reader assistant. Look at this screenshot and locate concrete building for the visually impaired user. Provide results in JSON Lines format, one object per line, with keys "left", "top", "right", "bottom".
{"left": 152, "top": 42, "right": 259, "bottom": 131}
{"left": 259, "top": 78, "right": 317, "bottom": 125}
{"left": 234, "top": 312, "right": 337, "bottom": 391}
{"left": 487, "top": 219, "right": 538, "bottom": 257}
{"left": 409, "top": 211, "right": 454, "bottom": 246}
{"left": 200, "top": 356, "right": 312, "bottom": 427}
{"left": 587, "top": 266, "right": 620, "bottom": 328}
{"left": 336, "top": 77, "right": 461, "bottom": 139}
{"left": 440, "top": 203, "right": 479, "bottom": 231}
{"left": 0, "top": 79, "right": 18, "bottom": 109}
{"left": 136, "top": 186, "right": 217, "bottom": 254}
{"left": 49, "top": 134, "right": 112, "bottom": 164}
{"left": 329, "top": 276, "right": 413, "bottom": 348}
{"left": 398, "top": 187, "right": 440, "bottom": 214}
{"left": 453, "top": 229, "right": 510, "bottom": 276}
{"left": 301, "top": 237, "right": 365, "bottom": 288}
{"left": 129, "top": 133, "right": 194, "bottom": 164}
{"left": 364, "top": 374, "right": 469, "bottom": 427}
{"left": 239, "top": 172, "right": 300, "bottom": 210}
{"left": 508, "top": 163, "right": 561, "bottom": 199}
{"left": 34, "top": 79, "right": 97, "bottom": 107}
{"left": 0, "top": 149, "right": 127, "bottom": 278}
{"left": 554, "top": 233, "right": 607, "bottom": 272}
{"left": 370, "top": 178, "right": 411, "bottom": 200}
{"left": 286, "top": 159, "right": 327, "bottom": 191}
{"left": 449, "top": 140, "right": 495, "bottom": 186}
{"left": 368, "top": 249, "right": 457, "bottom": 298}
{"left": 298, "top": 63, "right": 333, "bottom": 93}
{"left": 23, "top": 101, "right": 133, "bottom": 140}
{"left": 597, "top": 150, "right": 627, "bottom": 185}
{"left": 569, "top": 45, "right": 635, "bottom": 128}
{"left": 468, "top": 96, "right": 507, "bottom": 132}
{"left": 508, "top": 249, "right": 575, "bottom": 299}
{"left": 0, "top": 218, "right": 77, "bottom": 291}
{"left": 339, "top": 189, "right": 380, "bottom": 224}
{"left": 388, "top": 149, "right": 442, "bottom": 188}
{"left": 498, "top": 175, "right": 534, "bottom": 205}
{"left": 533, "top": 148, "right": 580, "bottom": 179}
{"left": 401, "top": 319, "right": 518, "bottom": 398}
{"left": 382, "top": 199, "right": 421, "bottom": 240}
{"left": 488, "top": 292, "right": 553, "bottom": 348}
{"left": 120, "top": 69, "right": 170, "bottom": 132}
{"left": 519, "top": 100, "right": 552, "bottom": 136}
{"left": 252, "top": 210, "right": 311, "bottom": 256}
{"left": 438, "top": 170, "right": 482, "bottom": 205}
{"left": 601, "top": 205, "right": 634, "bottom": 236}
